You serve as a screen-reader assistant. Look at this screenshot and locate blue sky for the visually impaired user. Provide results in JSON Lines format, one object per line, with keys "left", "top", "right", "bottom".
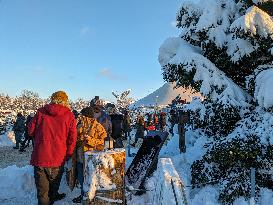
{"left": 0, "top": 0, "right": 180, "bottom": 101}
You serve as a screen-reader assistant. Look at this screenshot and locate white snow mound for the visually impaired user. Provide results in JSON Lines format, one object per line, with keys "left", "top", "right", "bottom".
{"left": 255, "top": 68, "right": 273, "bottom": 109}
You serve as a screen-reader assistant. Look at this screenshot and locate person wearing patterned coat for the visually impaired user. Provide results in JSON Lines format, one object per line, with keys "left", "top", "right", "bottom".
{"left": 72, "top": 106, "right": 107, "bottom": 203}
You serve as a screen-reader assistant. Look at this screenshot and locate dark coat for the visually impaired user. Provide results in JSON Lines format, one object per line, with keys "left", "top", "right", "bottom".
{"left": 24, "top": 115, "right": 34, "bottom": 139}
{"left": 159, "top": 113, "right": 167, "bottom": 127}
{"left": 110, "top": 114, "right": 124, "bottom": 140}
{"left": 177, "top": 110, "right": 189, "bottom": 125}
{"left": 135, "top": 116, "right": 145, "bottom": 139}
{"left": 123, "top": 114, "right": 131, "bottom": 132}
{"left": 97, "top": 110, "right": 112, "bottom": 136}
{"left": 169, "top": 109, "right": 177, "bottom": 124}
{"left": 13, "top": 116, "right": 26, "bottom": 133}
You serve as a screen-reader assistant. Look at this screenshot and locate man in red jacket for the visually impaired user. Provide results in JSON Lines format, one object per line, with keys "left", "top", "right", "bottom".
{"left": 28, "top": 91, "right": 77, "bottom": 205}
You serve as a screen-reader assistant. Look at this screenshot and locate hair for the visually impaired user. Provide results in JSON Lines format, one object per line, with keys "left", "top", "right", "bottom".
{"left": 81, "top": 107, "right": 94, "bottom": 118}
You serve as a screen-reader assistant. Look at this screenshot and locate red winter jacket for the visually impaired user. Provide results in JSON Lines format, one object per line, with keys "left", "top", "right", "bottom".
{"left": 28, "top": 104, "right": 77, "bottom": 167}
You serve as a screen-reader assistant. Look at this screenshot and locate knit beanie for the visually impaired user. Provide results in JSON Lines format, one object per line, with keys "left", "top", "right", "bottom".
{"left": 51, "top": 91, "right": 69, "bottom": 107}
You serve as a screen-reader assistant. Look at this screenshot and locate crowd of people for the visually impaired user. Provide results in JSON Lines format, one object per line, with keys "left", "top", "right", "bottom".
{"left": 12, "top": 112, "right": 34, "bottom": 152}
{"left": 132, "top": 111, "right": 167, "bottom": 146}
{"left": 10, "top": 90, "right": 189, "bottom": 205}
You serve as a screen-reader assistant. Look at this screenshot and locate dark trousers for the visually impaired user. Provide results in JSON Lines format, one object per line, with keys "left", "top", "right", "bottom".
{"left": 20, "top": 134, "right": 34, "bottom": 150}
{"left": 169, "top": 123, "right": 175, "bottom": 136}
{"left": 124, "top": 131, "right": 130, "bottom": 140}
{"left": 76, "top": 162, "right": 84, "bottom": 196}
{"left": 134, "top": 128, "right": 144, "bottom": 144}
{"left": 34, "top": 166, "right": 64, "bottom": 205}
{"left": 14, "top": 132, "right": 23, "bottom": 148}
{"left": 178, "top": 124, "right": 186, "bottom": 153}
{"left": 114, "top": 137, "right": 124, "bottom": 148}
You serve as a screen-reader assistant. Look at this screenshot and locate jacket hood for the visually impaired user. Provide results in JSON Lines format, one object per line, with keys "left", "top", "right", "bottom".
{"left": 43, "top": 104, "right": 70, "bottom": 116}
{"left": 17, "top": 116, "right": 25, "bottom": 120}
{"left": 16, "top": 116, "right": 25, "bottom": 123}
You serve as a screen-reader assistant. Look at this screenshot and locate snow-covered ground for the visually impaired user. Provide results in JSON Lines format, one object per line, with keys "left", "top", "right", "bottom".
{"left": 0, "top": 131, "right": 140, "bottom": 205}
{"left": 0, "top": 164, "right": 83, "bottom": 205}
{"left": 2, "top": 126, "right": 273, "bottom": 204}
{"left": 0, "top": 132, "right": 15, "bottom": 147}
{"left": 158, "top": 126, "right": 273, "bottom": 205}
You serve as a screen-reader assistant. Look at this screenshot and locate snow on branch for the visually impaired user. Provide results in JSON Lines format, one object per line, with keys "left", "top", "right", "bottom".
{"left": 159, "top": 37, "right": 252, "bottom": 106}
{"left": 230, "top": 6, "right": 273, "bottom": 39}
{"left": 254, "top": 67, "right": 273, "bottom": 109}
{"left": 226, "top": 36, "right": 259, "bottom": 62}
{"left": 177, "top": 0, "right": 237, "bottom": 47}
{"left": 252, "top": 0, "right": 273, "bottom": 4}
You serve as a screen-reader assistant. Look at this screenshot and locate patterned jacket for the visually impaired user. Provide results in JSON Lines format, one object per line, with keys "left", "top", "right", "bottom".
{"left": 77, "top": 116, "right": 107, "bottom": 152}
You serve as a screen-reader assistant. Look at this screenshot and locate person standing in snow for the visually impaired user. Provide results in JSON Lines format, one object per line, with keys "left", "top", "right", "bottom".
{"left": 110, "top": 109, "right": 124, "bottom": 148}
{"left": 12, "top": 112, "right": 26, "bottom": 149}
{"left": 146, "top": 113, "right": 152, "bottom": 125}
{"left": 177, "top": 110, "right": 190, "bottom": 153}
{"left": 153, "top": 113, "right": 159, "bottom": 130}
{"left": 19, "top": 113, "right": 35, "bottom": 152}
{"left": 169, "top": 109, "right": 177, "bottom": 136}
{"left": 132, "top": 113, "right": 145, "bottom": 146}
{"left": 89, "top": 98, "right": 112, "bottom": 140}
{"left": 123, "top": 110, "right": 131, "bottom": 140}
{"left": 146, "top": 120, "right": 156, "bottom": 131}
{"left": 159, "top": 111, "right": 167, "bottom": 131}
{"left": 28, "top": 91, "right": 77, "bottom": 205}
{"left": 72, "top": 109, "right": 79, "bottom": 119}
{"left": 72, "top": 107, "right": 107, "bottom": 203}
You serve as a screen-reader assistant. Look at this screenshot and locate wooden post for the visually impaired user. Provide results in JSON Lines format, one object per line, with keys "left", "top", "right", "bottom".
{"left": 83, "top": 149, "right": 126, "bottom": 205}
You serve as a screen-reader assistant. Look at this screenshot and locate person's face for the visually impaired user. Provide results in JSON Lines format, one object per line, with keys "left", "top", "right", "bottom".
{"left": 94, "top": 112, "right": 101, "bottom": 119}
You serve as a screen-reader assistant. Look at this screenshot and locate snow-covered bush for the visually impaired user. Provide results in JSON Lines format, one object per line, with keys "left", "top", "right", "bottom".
{"left": 159, "top": 0, "right": 273, "bottom": 203}
{"left": 188, "top": 99, "right": 242, "bottom": 139}
{"left": 192, "top": 133, "right": 273, "bottom": 204}
{"left": 0, "top": 90, "right": 91, "bottom": 134}
{"left": 0, "top": 90, "right": 45, "bottom": 114}
{"left": 70, "top": 98, "right": 89, "bottom": 111}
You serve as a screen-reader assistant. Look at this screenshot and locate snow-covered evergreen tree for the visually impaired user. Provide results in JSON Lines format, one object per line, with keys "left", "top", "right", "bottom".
{"left": 159, "top": 0, "right": 273, "bottom": 204}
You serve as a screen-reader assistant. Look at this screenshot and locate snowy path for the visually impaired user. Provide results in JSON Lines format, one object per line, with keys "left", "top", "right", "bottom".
{"left": 0, "top": 146, "right": 32, "bottom": 169}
